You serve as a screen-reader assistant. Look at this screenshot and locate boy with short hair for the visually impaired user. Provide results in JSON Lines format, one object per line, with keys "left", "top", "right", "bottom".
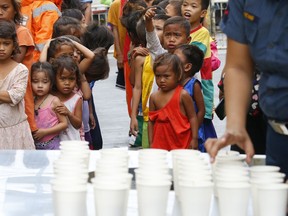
{"left": 182, "top": 0, "right": 217, "bottom": 140}
{"left": 145, "top": 9, "right": 191, "bottom": 57}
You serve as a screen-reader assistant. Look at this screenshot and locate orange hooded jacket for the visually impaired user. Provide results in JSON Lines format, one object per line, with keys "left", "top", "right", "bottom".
{"left": 21, "top": 0, "right": 62, "bottom": 61}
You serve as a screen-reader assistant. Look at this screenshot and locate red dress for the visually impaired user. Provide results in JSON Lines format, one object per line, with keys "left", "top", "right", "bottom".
{"left": 149, "top": 85, "right": 192, "bottom": 150}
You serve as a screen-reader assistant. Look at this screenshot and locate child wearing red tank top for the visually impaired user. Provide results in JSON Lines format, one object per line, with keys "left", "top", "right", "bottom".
{"left": 148, "top": 53, "right": 198, "bottom": 150}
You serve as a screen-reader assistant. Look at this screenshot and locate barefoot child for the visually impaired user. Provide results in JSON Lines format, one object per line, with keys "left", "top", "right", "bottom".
{"left": 148, "top": 53, "right": 198, "bottom": 150}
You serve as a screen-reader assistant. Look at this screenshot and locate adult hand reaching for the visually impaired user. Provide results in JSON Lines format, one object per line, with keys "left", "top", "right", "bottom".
{"left": 205, "top": 128, "right": 255, "bottom": 164}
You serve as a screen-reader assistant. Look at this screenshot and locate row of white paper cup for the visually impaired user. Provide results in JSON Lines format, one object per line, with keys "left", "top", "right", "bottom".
{"left": 51, "top": 140, "right": 90, "bottom": 216}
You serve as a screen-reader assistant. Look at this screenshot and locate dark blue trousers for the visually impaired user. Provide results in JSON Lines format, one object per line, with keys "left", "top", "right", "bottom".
{"left": 266, "top": 123, "right": 288, "bottom": 180}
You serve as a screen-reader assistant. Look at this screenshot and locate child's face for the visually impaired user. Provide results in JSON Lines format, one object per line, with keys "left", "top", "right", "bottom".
{"left": 165, "top": 4, "right": 178, "bottom": 17}
{"left": 181, "top": 0, "right": 206, "bottom": 27}
{"left": 163, "top": 24, "right": 191, "bottom": 53}
{"left": 0, "top": 0, "right": 16, "bottom": 21}
{"left": 55, "top": 68, "right": 77, "bottom": 95}
{"left": 54, "top": 45, "right": 78, "bottom": 63}
{"left": 0, "top": 38, "right": 14, "bottom": 61}
{"left": 153, "top": 19, "right": 165, "bottom": 45}
{"left": 174, "top": 48, "right": 192, "bottom": 77}
{"left": 31, "top": 71, "right": 51, "bottom": 97}
{"left": 155, "top": 65, "right": 179, "bottom": 92}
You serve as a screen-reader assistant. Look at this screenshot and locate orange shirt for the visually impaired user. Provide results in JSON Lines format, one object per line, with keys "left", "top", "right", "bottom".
{"left": 16, "top": 25, "right": 37, "bottom": 132}
{"left": 149, "top": 86, "right": 192, "bottom": 150}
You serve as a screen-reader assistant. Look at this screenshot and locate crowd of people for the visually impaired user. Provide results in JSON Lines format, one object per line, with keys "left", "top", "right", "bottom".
{"left": 1, "top": 0, "right": 287, "bottom": 178}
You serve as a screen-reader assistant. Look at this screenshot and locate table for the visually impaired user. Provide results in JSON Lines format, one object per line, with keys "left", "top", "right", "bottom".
{"left": 0, "top": 150, "right": 262, "bottom": 215}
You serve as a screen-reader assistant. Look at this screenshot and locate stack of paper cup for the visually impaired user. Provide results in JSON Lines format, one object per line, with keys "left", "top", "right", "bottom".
{"left": 136, "top": 149, "right": 171, "bottom": 216}
{"left": 51, "top": 140, "right": 90, "bottom": 216}
{"left": 171, "top": 149, "right": 213, "bottom": 216}
{"left": 249, "top": 165, "right": 287, "bottom": 216}
{"left": 214, "top": 151, "right": 250, "bottom": 216}
{"left": 93, "top": 148, "right": 131, "bottom": 216}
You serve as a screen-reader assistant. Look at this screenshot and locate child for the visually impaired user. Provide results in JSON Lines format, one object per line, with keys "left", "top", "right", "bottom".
{"left": 148, "top": 53, "right": 198, "bottom": 150}
{"left": 52, "top": 56, "right": 83, "bottom": 141}
{"left": 52, "top": 16, "right": 84, "bottom": 39}
{"left": 182, "top": 0, "right": 217, "bottom": 140}
{"left": 174, "top": 44, "right": 207, "bottom": 151}
{"left": 1, "top": 0, "right": 37, "bottom": 133}
{"left": 130, "top": 14, "right": 170, "bottom": 148}
{"left": 31, "top": 62, "right": 68, "bottom": 149}
{"left": 165, "top": 0, "right": 182, "bottom": 16}
{"left": 145, "top": 10, "right": 191, "bottom": 57}
{"left": 0, "top": 20, "right": 34, "bottom": 149}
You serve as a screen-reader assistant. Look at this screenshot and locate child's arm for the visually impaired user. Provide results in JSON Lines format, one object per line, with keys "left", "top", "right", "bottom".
{"left": 130, "top": 56, "right": 145, "bottom": 136}
{"left": 88, "top": 99, "right": 96, "bottom": 129}
{"left": 148, "top": 94, "right": 156, "bottom": 146}
{"left": 181, "top": 90, "right": 198, "bottom": 149}
{"left": 194, "top": 82, "right": 205, "bottom": 126}
{"left": 79, "top": 74, "right": 92, "bottom": 100}
{"left": 112, "top": 25, "right": 124, "bottom": 69}
{"left": 69, "top": 39, "right": 95, "bottom": 74}
{"left": 33, "top": 97, "right": 68, "bottom": 140}
{"left": 145, "top": 7, "right": 166, "bottom": 58}
{"left": 55, "top": 97, "right": 83, "bottom": 129}
{"left": 39, "top": 40, "right": 52, "bottom": 62}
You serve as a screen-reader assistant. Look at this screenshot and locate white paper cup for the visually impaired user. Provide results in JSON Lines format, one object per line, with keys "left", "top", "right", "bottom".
{"left": 137, "top": 180, "right": 171, "bottom": 216}
{"left": 93, "top": 173, "right": 133, "bottom": 187}
{"left": 94, "top": 184, "right": 129, "bottom": 216}
{"left": 217, "top": 182, "right": 251, "bottom": 216}
{"left": 250, "top": 171, "right": 285, "bottom": 180}
{"left": 250, "top": 178, "right": 286, "bottom": 216}
{"left": 257, "top": 184, "right": 288, "bottom": 216}
{"left": 178, "top": 182, "right": 213, "bottom": 216}
{"left": 138, "top": 148, "right": 168, "bottom": 157}
{"left": 249, "top": 165, "right": 280, "bottom": 173}
{"left": 52, "top": 184, "right": 87, "bottom": 216}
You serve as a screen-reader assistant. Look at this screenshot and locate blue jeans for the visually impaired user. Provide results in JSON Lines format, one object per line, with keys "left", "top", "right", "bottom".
{"left": 266, "top": 123, "right": 288, "bottom": 180}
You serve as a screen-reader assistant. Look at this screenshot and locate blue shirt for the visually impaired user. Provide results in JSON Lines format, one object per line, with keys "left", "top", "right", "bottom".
{"left": 221, "top": 0, "right": 288, "bottom": 121}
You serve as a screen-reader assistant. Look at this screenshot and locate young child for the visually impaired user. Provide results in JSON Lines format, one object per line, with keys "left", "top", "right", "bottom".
{"left": 145, "top": 10, "right": 191, "bottom": 57}
{"left": 0, "top": 20, "right": 34, "bottom": 149}
{"left": 182, "top": 0, "right": 217, "bottom": 139}
{"left": 148, "top": 53, "right": 198, "bottom": 150}
{"left": 1, "top": 0, "right": 37, "bottom": 133}
{"left": 31, "top": 62, "right": 68, "bottom": 149}
{"left": 165, "top": 0, "right": 182, "bottom": 16}
{"left": 130, "top": 14, "right": 170, "bottom": 148}
{"left": 174, "top": 44, "right": 207, "bottom": 151}
{"left": 52, "top": 56, "right": 83, "bottom": 141}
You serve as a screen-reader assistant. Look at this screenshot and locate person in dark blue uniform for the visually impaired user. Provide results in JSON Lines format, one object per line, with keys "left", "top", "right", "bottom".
{"left": 205, "top": 0, "right": 288, "bottom": 178}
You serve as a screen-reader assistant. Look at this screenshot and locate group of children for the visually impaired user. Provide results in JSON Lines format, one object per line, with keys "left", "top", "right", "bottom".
{"left": 0, "top": 0, "right": 113, "bottom": 150}
{"left": 0, "top": 0, "right": 221, "bottom": 152}
{"left": 120, "top": 0, "right": 221, "bottom": 151}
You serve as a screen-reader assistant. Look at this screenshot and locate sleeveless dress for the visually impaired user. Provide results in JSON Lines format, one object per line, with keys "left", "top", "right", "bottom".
{"left": 35, "top": 95, "right": 61, "bottom": 149}
{"left": 0, "top": 63, "right": 35, "bottom": 149}
{"left": 184, "top": 77, "right": 206, "bottom": 152}
{"left": 149, "top": 85, "right": 192, "bottom": 150}
{"left": 59, "top": 93, "right": 82, "bottom": 141}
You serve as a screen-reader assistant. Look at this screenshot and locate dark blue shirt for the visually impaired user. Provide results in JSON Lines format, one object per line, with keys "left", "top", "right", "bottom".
{"left": 221, "top": 0, "right": 288, "bottom": 121}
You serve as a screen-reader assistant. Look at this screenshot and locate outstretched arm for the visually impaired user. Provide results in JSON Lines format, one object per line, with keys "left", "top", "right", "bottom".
{"left": 205, "top": 38, "right": 255, "bottom": 163}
